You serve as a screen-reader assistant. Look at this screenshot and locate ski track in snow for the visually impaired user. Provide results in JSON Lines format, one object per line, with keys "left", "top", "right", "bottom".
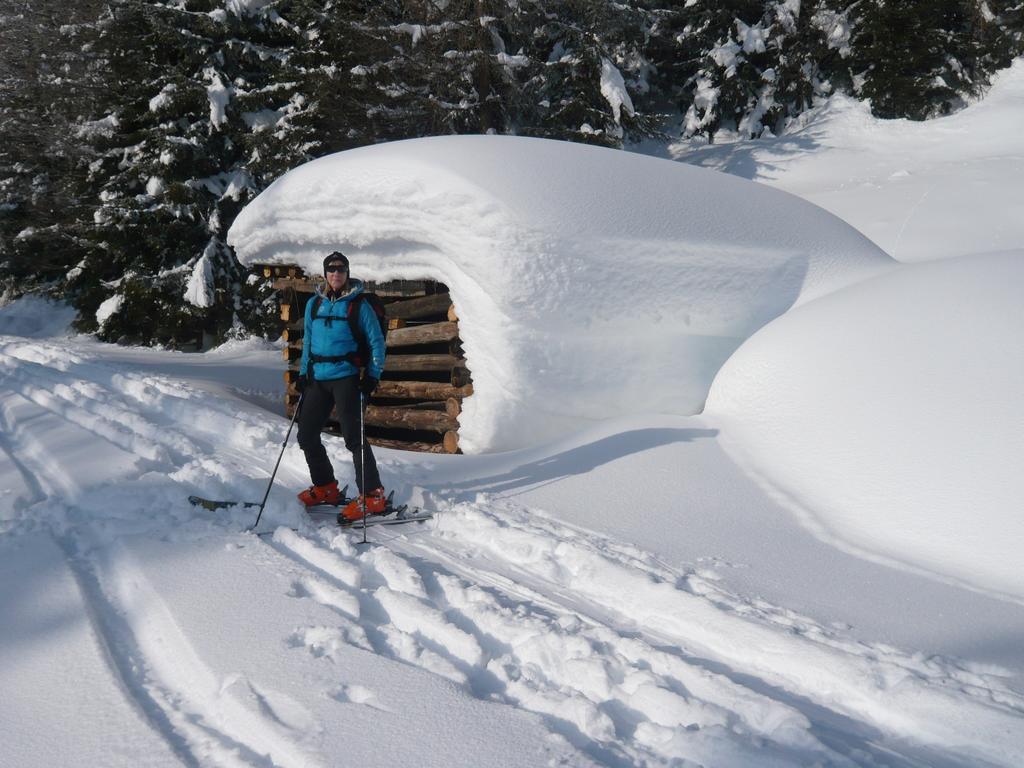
{"left": 0, "top": 395, "right": 49, "bottom": 511}
{"left": 266, "top": 504, "right": 1024, "bottom": 768}
{"left": 1, "top": 341, "right": 326, "bottom": 767}
{"left": 59, "top": 535, "right": 324, "bottom": 768}
{"left": 3, "top": 336, "right": 1023, "bottom": 767}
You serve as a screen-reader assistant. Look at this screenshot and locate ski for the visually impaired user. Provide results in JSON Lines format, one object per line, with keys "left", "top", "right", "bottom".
{"left": 337, "top": 510, "right": 433, "bottom": 528}
{"left": 303, "top": 512, "right": 432, "bottom": 528}
{"left": 190, "top": 487, "right": 433, "bottom": 532}
{"left": 305, "top": 495, "right": 435, "bottom": 528}
{"left": 254, "top": 508, "right": 434, "bottom": 537}
{"left": 188, "top": 484, "right": 355, "bottom": 512}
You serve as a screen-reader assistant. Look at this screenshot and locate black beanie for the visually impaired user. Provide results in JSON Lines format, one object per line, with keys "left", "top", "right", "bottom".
{"left": 323, "top": 251, "right": 349, "bottom": 274}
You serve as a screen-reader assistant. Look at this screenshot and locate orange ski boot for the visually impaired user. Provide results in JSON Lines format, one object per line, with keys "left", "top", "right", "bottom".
{"left": 340, "top": 487, "right": 388, "bottom": 522}
{"left": 298, "top": 480, "right": 342, "bottom": 507}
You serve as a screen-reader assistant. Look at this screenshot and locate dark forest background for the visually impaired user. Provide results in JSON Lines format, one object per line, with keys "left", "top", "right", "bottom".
{"left": 2, "top": 0, "right": 1021, "bottom": 347}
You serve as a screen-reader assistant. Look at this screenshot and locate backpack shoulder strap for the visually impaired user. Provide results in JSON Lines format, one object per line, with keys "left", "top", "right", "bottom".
{"left": 345, "top": 293, "right": 365, "bottom": 335}
{"left": 364, "top": 292, "right": 386, "bottom": 318}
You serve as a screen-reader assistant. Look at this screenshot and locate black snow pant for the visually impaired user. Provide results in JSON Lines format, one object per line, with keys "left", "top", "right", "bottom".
{"left": 297, "top": 375, "right": 382, "bottom": 494}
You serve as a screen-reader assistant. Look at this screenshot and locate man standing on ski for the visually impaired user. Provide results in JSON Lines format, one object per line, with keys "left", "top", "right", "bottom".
{"left": 295, "top": 251, "right": 388, "bottom": 520}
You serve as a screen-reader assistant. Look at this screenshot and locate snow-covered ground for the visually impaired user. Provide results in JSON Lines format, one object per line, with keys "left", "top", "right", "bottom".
{"left": 645, "top": 58, "right": 1024, "bottom": 265}
{"left": 4, "top": 59, "right": 1024, "bottom": 767}
{"left": 2, "top": 320, "right": 1022, "bottom": 767}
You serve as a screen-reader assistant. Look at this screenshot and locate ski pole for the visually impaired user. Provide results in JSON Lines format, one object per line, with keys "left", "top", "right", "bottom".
{"left": 252, "top": 392, "right": 304, "bottom": 530}
{"left": 359, "top": 390, "right": 368, "bottom": 545}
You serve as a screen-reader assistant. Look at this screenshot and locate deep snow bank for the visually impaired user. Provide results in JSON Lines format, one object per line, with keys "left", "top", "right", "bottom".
{"left": 229, "top": 135, "right": 892, "bottom": 452}
{"left": 0, "top": 295, "right": 76, "bottom": 338}
{"left": 706, "top": 251, "right": 1024, "bottom": 601}
{"left": 669, "top": 58, "right": 1024, "bottom": 263}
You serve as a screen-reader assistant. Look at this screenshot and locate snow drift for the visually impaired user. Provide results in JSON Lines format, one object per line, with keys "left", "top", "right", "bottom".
{"left": 706, "top": 250, "right": 1024, "bottom": 601}
{"left": 671, "top": 58, "right": 1024, "bottom": 264}
{"left": 0, "top": 295, "right": 77, "bottom": 339}
{"left": 228, "top": 135, "right": 893, "bottom": 452}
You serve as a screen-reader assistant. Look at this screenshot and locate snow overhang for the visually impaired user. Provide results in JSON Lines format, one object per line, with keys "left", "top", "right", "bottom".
{"left": 228, "top": 135, "right": 894, "bottom": 452}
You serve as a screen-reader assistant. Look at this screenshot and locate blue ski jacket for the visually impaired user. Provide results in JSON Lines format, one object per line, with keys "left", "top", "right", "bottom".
{"left": 299, "top": 279, "right": 386, "bottom": 382}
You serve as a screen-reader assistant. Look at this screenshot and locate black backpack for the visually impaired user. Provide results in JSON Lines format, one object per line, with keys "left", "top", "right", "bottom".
{"left": 308, "top": 291, "right": 387, "bottom": 369}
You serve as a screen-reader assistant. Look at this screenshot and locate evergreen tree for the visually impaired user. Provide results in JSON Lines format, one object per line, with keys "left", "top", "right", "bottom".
{"left": 512, "top": 0, "right": 659, "bottom": 146}
{"left": 847, "top": 0, "right": 967, "bottom": 118}
{"left": 971, "top": 0, "right": 1024, "bottom": 81}
{"left": 322, "top": 0, "right": 518, "bottom": 141}
{"left": 641, "top": 0, "right": 725, "bottom": 128}
{"left": 71, "top": 0, "right": 321, "bottom": 346}
{"left": 842, "top": 0, "right": 1023, "bottom": 119}
{"left": 673, "top": 1, "right": 782, "bottom": 141}
{"left": 4, "top": 0, "right": 1023, "bottom": 345}
{"left": 770, "top": 0, "right": 851, "bottom": 126}
{"left": 0, "top": 0, "right": 110, "bottom": 298}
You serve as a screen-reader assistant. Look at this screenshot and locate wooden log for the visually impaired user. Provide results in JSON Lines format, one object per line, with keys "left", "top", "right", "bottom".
{"left": 287, "top": 378, "right": 473, "bottom": 402}
{"left": 293, "top": 346, "right": 461, "bottom": 362}
{"left": 272, "top": 276, "right": 317, "bottom": 293}
{"left": 268, "top": 274, "right": 448, "bottom": 299}
{"left": 280, "top": 303, "right": 294, "bottom": 323}
{"left": 284, "top": 346, "right": 302, "bottom": 363}
{"left": 384, "top": 354, "right": 464, "bottom": 373}
{"left": 385, "top": 293, "right": 452, "bottom": 321}
{"left": 377, "top": 401, "right": 445, "bottom": 412}
{"left": 272, "top": 280, "right": 450, "bottom": 307}
{"left": 366, "top": 280, "right": 436, "bottom": 298}
{"left": 364, "top": 405, "right": 457, "bottom": 433}
{"left": 377, "top": 400, "right": 458, "bottom": 417}
{"left": 386, "top": 321, "right": 459, "bottom": 348}
{"left": 259, "top": 264, "right": 300, "bottom": 278}
{"left": 451, "top": 367, "right": 471, "bottom": 387}
{"left": 374, "top": 380, "right": 473, "bottom": 400}
{"left": 388, "top": 318, "right": 407, "bottom": 331}
{"left": 443, "top": 431, "right": 459, "bottom": 453}
{"left": 447, "top": 304, "right": 458, "bottom": 322}
{"left": 368, "top": 437, "right": 447, "bottom": 453}
{"left": 282, "top": 327, "right": 303, "bottom": 343}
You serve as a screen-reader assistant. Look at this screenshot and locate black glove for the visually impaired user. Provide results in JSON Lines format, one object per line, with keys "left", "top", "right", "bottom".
{"left": 359, "top": 375, "right": 378, "bottom": 397}
{"left": 295, "top": 376, "right": 307, "bottom": 394}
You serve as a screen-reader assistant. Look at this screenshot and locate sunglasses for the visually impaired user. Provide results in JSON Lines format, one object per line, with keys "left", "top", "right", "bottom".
{"left": 325, "top": 264, "right": 348, "bottom": 273}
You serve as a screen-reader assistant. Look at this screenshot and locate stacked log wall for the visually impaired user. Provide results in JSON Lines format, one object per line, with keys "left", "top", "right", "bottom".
{"left": 261, "top": 264, "right": 471, "bottom": 453}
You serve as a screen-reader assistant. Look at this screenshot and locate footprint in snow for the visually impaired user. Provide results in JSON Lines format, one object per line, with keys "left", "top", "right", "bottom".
{"left": 331, "top": 684, "right": 392, "bottom": 712}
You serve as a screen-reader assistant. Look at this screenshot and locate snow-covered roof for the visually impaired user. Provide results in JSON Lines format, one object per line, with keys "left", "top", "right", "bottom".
{"left": 228, "top": 135, "right": 893, "bottom": 452}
